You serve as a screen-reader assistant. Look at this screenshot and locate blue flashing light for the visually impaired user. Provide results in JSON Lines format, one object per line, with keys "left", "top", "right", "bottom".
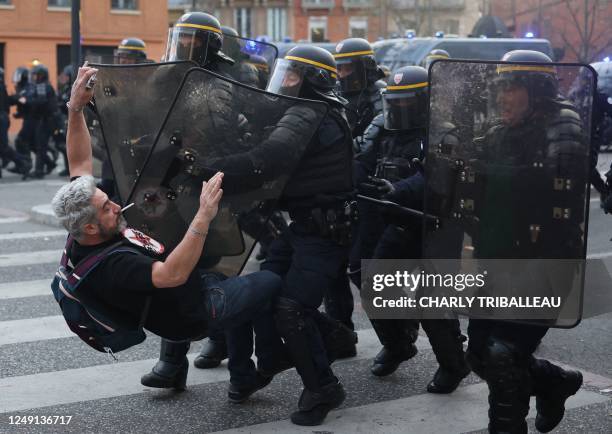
{"left": 604, "top": 56, "right": 610, "bottom": 62}
{"left": 479, "top": 34, "right": 487, "bottom": 39}
{"left": 435, "top": 31, "right": 444, "bottom": 38}
{"left": 525, "top": 32, "right": 534, "bottom": 38}
{"left": 405, "top": 30, "right": 415, "bottom": 39}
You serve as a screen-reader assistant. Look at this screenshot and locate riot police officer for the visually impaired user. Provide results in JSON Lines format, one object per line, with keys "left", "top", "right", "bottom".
{"left": 464, "top": 51, "right": 584, "bottom": 433}
{"left": 6, "top": 67, "right": 33, "bottom": 175}
{"left": 323, "top": 37, "right": 385, "bottom": 349}
{"left": 334, "top": 38, "right": 385, "bottom": 141}
{"left": 20, "top": 64, "right": 58, "bottom": 179}
{"left": 421, "top": 48, "right": 450, "bottom": 70}
{"left": 114, "top": 37, "right": 148, "bottom": 64}
{"left": 359, "top": 66, "right": 471, "bottom": 393}
{"left": 141, "top": 12, "right": 236, "bottom": 386}
{"left": 263, "top": 45, "right": 355, "bottom": 426}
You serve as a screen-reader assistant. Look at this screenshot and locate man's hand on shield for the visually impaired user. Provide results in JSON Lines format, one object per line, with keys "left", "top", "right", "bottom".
{"left": 197, "top": 172, "right": 224, "bottom": 223}
{"left": 68, "top": 62, "right": 98, "bottom": 111}
{"left": 359, "top": 176, "right": 396, "bottom": 199}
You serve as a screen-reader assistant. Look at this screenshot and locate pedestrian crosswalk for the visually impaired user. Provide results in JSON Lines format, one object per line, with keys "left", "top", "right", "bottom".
{"left": 0, "top": 231, "right": 611, "bottom": 433}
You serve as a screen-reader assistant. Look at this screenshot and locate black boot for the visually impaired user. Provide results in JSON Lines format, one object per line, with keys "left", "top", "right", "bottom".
{"left": 275, "top": 297, "right": 342, "bottom": 426}
{"left": 371, "top": 344, "right": 418, "bottom": 377}
{"left": 531, "top": 358, "right": 582, "bottom": 433}
{"left": 484, "top": 340, "right": 531, "bottom": 434}
{"left": 422, "top": 319, "right": 470, "bottom": 394}
{"left": 141, "top": 340, "right": 190, "bottom": 390}
{"left": 194, "top": 335, "right": 228, "bottom": 369}
{"left": 290, "top": 378, "right": 346, "bottom": 426}
{"left": 370, "top": 318, "right": 419, "bottom": 377}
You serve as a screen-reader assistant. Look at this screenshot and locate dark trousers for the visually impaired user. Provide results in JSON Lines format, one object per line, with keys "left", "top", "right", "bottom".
{"left": 262, "top": 221, "right": 350, "bottom": 386}
{"left": 202, "top": 271, "right": 285, "bottom": 387}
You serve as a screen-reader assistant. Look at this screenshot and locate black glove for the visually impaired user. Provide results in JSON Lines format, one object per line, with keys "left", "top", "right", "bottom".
{"left": 359, "top": 176, "right": 396, "bottom": 198}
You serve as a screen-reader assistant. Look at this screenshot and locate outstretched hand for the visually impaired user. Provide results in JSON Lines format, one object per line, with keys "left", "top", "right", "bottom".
{"left": 198, "top": 172, "right": 224, "bottom": 222}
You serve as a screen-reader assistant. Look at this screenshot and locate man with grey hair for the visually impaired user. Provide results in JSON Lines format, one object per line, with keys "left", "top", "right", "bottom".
{"left": 52, "top": 63, "right": 288, "bottom": 401}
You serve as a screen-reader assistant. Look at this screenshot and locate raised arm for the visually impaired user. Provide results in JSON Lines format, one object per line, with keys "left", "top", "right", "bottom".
{"left": 66, "top": 64, "right": 98, "bottom": 178}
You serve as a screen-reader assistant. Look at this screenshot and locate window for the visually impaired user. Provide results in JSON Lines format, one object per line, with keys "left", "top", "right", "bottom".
{"left": 235, "top": 8, "right": 252, "bottom": 38}
{"left": 0, "top": 0, "right": 12, "bottom": 5}
{"left": 111, "top": 0, "right": 138, "bottom": 10}
{"left": 444, "top": 19, "right": 459, "bottom": 35}
{"left": 349, "top": 17, "right": 368, "bottom": 39}
{"left": 48, "top": 0, "right": 71, "bottom": 7}
{"left": 309, "top": 17, "right": 327, "bottom": 42}
{"left": 267, "top": 8, "right": 287, "bottom": 42}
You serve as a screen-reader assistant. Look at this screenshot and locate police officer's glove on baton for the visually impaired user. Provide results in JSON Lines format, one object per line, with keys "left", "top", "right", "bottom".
{"left": 359, "top": 176, "right": 396, "bottom": 199}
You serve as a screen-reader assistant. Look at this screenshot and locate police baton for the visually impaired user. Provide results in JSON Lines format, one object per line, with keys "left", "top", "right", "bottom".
{"left": 355, "top": 194, "right": 437, "bottom": 221}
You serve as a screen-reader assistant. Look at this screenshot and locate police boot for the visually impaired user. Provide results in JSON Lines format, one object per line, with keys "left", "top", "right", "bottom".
{"left": 275, "top": 297, "right": 344, "bottom": 426}
{"left": 422, "top": 319, "right": 470, "bottom": 394}
{"left": 141, "top": 340, "right": 190, "bottom": 390}
{"left": 290, "top": 378, "right": 346, "bottom": 426}
{"left": 370, "top": 318, "right": 418, "bottom": 377}
{"left": 530, "top": 358, "right": 582, "bottom": 433}
{"left": 483, "top": 340, "right": 531, "bottom": 434}
{"left": 194, "top": 334, "right": 228, "bottom": 369}
{"left": 312, "top": 310, "right": 358, "bottom": 362}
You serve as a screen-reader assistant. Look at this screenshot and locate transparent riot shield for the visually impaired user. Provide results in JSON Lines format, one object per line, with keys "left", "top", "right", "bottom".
{"left": 124, "top": 67, "right": 328, "bottom": 276}
{"left": 217, "top": 36, "right": 278, "bottom": 89}
{"left": 422, "top": 59, "right": 594, "bottom": 328}
{"left": 90, "top": 61, "right": 197, "bottom": 204}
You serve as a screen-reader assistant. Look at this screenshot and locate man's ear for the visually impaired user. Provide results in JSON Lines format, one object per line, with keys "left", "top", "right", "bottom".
{"left": 83, "top": 223, "right": 99, "bottom": 236}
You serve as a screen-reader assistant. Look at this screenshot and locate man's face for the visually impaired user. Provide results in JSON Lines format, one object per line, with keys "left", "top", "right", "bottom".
{"left": 90, "top": 188, "right": 126, "bottom": 239}
{"left": 117, "top": 55, "right": 137, "bottom": 65}
{"left": 497, "top": 84, "right": 530, "bottom": 126}
{"left": 338, "top": 63, "right": 355, "bottom": 79}
{"left": 282, "top": 70, "right": 301, "bottom": 88}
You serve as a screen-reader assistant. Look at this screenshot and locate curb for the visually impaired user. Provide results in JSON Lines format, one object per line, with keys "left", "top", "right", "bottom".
{"left": 30, "top": 204, "right": 61, "bottom": 228}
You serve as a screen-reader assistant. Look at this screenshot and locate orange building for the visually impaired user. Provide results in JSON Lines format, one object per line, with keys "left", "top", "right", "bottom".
{"left": 0, "top": 0, "right": 168, "bottom": 90}
{"left": 292, "top": 0, "right": 382, "bottom": 42}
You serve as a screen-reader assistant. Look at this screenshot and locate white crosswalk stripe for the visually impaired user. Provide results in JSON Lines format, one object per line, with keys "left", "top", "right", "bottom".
{"left": 0, "top": 250, "right": 59, "bottom": 268}
{"left": 0, "top": 242, "right": 610, "bottom": 433}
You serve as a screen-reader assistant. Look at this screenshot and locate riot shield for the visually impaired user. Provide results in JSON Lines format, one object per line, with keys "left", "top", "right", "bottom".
{"left": 422, "top": 59, "right": 594, "bottom": 328}
{"left": 124, "top": 67, "right": 328, "bottom": 276}
{"left": 218, "top": 36, "right": 278, "bottom": 89}
{"left": 90, "top": 61, "right": 197, "bottom": 204}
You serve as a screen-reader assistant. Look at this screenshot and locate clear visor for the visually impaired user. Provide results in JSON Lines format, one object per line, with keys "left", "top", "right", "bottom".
{"left": 382, "top": 90, "right": 426, "bottom": 131}
{"left": 165, "top": 27, "right": 206, "bottom": 63}
{"left": 12, "top": 70, "right": 24, "bottom": 84}
{"left": 265, "top": 59, "right": 305, "bottom": 97}
{"left": 336, "top": 58, "right": 367, "bottom": 93}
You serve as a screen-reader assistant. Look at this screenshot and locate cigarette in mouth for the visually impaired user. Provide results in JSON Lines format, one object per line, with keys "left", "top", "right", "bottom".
{"left": 121, "top": 203, "right": 135, "bottom": 213}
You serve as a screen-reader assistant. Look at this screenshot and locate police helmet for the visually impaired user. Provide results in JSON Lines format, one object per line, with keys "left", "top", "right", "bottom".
{"left": 382, "top": 66, "right": 428, "bottom": 131}
{"left": 165, "top": 12, "right": 225, "bottom": 66}
{"left": 334, "top": 38, "right": 383, "bottom": 93}
{"left": 266, "top": 45, "right": 342, "bottom": 105}
{"left": 0, "top": 67, "right": 4, "bottom": 84}
{"left": 114, "top": 37, "right": 147, "bottom": 64}
{"left": 422, "top": 49, "right": 450, "bottom": 70}
{"left": 12, "top": 66, "right": 29, "bottom": 87}
{"left": 30, "top": 64, "right": 49, "bottom": 83}
{"left": 493, "top": 50, "right": 558, "bottom": 107}
{"left": 221, "top": 26, "right": 239, "bottom": 37}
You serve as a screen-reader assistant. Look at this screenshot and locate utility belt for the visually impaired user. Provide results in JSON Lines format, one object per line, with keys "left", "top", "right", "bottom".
{"left": 288, "top": 194, "right": 358, "bottom": 246}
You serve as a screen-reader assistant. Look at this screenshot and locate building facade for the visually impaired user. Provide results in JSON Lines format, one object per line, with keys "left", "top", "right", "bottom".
{"left": 0, "top": 0, "right": 168, "bottom": 91}
{"left": 385, "top": 0, "right": 483, "bottom": 38}
{"left": 490, "top": 0, "right": 612, "bottom": 63}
